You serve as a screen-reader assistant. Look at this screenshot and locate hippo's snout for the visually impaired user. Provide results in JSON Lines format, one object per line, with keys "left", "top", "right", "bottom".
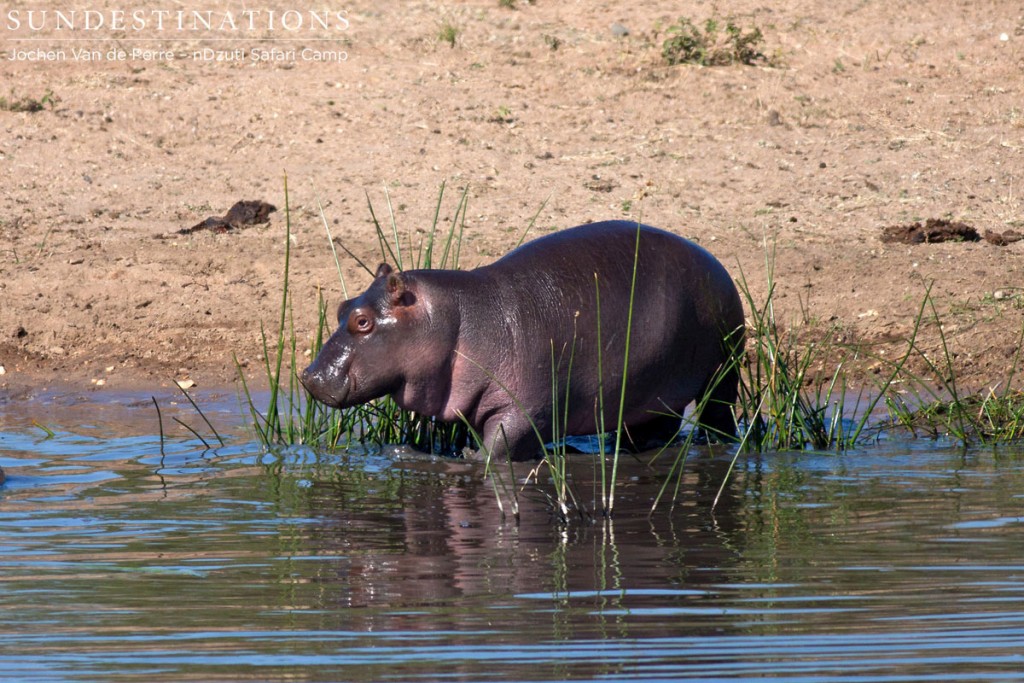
{"left": 299, "top": 364, "right": 349, "bottom": 408}
{"left": 299, "top": 365, "right": 316, "bottom": 394}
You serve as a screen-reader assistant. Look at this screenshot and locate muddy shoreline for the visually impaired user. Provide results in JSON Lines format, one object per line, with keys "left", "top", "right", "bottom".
{"left": 2, "top": 1, "right": 1023, "bottom": 401}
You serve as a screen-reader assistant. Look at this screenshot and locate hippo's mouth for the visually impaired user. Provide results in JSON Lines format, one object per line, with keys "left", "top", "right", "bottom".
{"left": 321, "top": 378, "right": 353, "bottom": 409}
{"left": 300, "top": 366, "right": 352, "bottom": 408}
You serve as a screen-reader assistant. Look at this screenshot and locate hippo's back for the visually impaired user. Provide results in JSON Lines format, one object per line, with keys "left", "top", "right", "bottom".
{"left": 485, "top": 221, "right": 741, "bottom": 329}
{"left": 493, "top": 221, "right": 720, "bottom": 274}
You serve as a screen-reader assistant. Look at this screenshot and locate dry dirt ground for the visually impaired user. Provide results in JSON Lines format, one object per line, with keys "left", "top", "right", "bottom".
{"left": 1, "top": 0, "right": 1023, "bottom": 404}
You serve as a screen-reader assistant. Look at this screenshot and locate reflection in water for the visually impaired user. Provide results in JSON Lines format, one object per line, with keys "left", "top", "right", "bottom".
{"left": 298, "top": 453, "right": 743, "bottom": 624}
{"left": 1, "top": 406, "right": 1023, "bottom": 681}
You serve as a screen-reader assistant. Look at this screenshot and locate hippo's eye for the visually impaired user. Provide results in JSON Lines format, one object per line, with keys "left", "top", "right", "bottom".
{"left": 347, "top": 310, "right": 375, "bottom": 335}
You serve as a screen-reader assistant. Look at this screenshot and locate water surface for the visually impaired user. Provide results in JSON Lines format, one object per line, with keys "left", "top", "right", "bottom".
{"left": 1, "top": 391, "right": 1023, "bottom": 681}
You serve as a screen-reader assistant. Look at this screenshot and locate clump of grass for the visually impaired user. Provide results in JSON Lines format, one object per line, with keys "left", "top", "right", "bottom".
{"left": 735, "top": 255, "right": 869, "bottom": 452}
{"left": 490, "top": 106, "right": 514, "bottom": 124}
{"left": 0, "top": 89, "right": 58, "bottom": 113}
{"left": 887, "top": 389, "right": 1024, "bottom": 442}
{"left": 728, "top": 251, "right": 1024, "bottom": 453}
{"left": 661, "top": 237, "right": 893, "bottom": 457}
{"left": 238, "top": 179, "right": 475, "bottom": 456}
{"left": 882, "top": 294, "right": 1024, "bottom": 445}
{"left": 643, "top": 252, "right": 854, "bottom": 512}
{"left": 661, "top": 16, "right": 768, "bottom": 66}
{"left": 438, "top": 20, "right": 459, "bottom": 48}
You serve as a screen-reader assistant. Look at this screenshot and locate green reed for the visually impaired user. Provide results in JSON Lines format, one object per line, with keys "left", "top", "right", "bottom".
{"left": 716, "top": 237, "right": 905, "bottom": 454}
{"left": 881, "top": 290, "right": 1024, "bottom": 445}
{"left": 239, "top": 179, "right": 472, "bottom": 454}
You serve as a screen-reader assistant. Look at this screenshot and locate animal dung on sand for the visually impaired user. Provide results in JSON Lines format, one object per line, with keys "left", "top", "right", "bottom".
{"left": 180, "top": 200, "right": 277, "bottom": 235}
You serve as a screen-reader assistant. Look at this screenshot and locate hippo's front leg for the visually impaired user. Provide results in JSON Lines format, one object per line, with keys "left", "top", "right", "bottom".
{"left": 480, "top": 412, "right": 542, "bottom": 462}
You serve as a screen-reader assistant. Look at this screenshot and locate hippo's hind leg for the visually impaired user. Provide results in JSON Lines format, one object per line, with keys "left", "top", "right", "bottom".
{"left": 693, "top": 324, "right": 744, "bottom": 442}
{"left": 693, "top": 362, "right": 739, "bottom": 441}
{"left": 481, "top": 412, "right": 544, "bottom": 462}
{"left": 623, "top": 414, "right": 683, "bottom": 452}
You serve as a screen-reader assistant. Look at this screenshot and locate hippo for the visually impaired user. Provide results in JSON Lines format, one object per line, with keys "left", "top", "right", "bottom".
{"left": 301, "top": 220, "right": 744, "bottom": 461}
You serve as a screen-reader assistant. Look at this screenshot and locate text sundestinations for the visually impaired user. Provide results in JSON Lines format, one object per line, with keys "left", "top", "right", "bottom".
{"left": 3, "top": 9, "right": 350, "bottom": 32}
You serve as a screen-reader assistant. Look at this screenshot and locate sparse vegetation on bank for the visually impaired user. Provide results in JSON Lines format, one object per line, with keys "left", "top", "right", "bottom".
{"left": 437, "top": 20, "right": 459, "bottom": 48}
{"left": 0, "top": 89, "right": 58, "bottom": 113}
{"left": 661, "top": 16, "right": 769, "bottom": 67}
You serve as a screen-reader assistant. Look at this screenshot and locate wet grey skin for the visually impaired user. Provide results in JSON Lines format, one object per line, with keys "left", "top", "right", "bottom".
{"left": 301, "top": 220, "right": 744, "bottom": 461}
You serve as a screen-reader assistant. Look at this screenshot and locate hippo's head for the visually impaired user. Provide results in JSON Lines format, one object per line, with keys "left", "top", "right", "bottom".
{"left": 301, "top": 263, "right": 422, "bottom": 409}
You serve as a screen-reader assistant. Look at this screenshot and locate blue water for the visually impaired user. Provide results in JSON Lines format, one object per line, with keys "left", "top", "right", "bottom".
{"left": 1, "top": 391, "right": 1024, "bottom": 681}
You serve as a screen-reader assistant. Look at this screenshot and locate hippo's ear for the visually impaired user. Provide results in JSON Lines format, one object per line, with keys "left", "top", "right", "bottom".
{"left": 386, "top": 272, "right": 416, "bottom": 307}
{"left": 375, "top": 263, "right": 393, "bottom": 279}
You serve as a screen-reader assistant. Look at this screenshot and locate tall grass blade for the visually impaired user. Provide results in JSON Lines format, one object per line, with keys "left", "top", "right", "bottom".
{"left": 172, "top": 417, "right": 211, "bottom": 450}
{"left": 263, "top": 176, "right": 294, "bottom": 444}
{"left": 606, "top": 223, "right": 643, "bottom": 516}
{"left": 383, "top": 185, "right": 404, "bottom": 270}
{"left": 421, "top": 180, "right": 446, "bottom": 269}
{"left": 365, "top": 188, "right": 400, "bottom": 267}
{"left": 32, "top": 420, "right": 55, "bottom": 439}
{"left": 593, "top": 273, "right": 609, "bottom": 513}
{"left": 442, "top": 186, "right": 470, "bottom": 270}
{"left": 151, "top": 397, "right": 166, "bottom": 456}
{"left": 174, "top": 382, "right": 225, "bottom": 447}
{"left": 315, "top": 194, "right": 358, "bottom": 292}
{"left": 514, "top": 193, "right": 551, "bottom": 248}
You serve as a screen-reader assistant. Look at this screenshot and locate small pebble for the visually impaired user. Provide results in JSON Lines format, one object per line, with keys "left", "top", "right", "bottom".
{"left": 0, "top": 365, "right": 6, "bottom": 375}
{"left": 611, "top": 22, "right": 630, "bottom": 37}
{"left": 999, "top": 33, "right": 1009, "bottom": 42}
{"left": 994, "top": 290, "right": 1007, "bottom": 300}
